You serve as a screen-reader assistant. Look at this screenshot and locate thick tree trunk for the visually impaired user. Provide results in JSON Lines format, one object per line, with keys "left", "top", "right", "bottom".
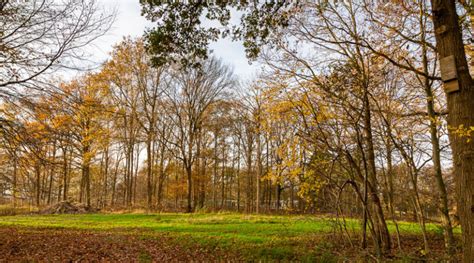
{"left": 418, "top": 3, "right": 455, "bottom": 251}
{"left": 430, "top": 1, "right": 474, "bottom": 261}
{"left": 424, "top": 65, "right": 456, "bottom": 255}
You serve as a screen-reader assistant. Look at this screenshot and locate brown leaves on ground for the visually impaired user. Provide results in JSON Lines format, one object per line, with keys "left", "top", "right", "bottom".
{"left": 0, "top": 228, "right": 236, "bottom": 262}
{"left": 0, "top": 227, "right": 462, "bottom": 262}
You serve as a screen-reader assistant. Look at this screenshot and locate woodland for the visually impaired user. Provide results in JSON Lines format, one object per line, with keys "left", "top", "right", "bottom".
{"left": 0, "top": 0, "right": 473, "bottom": 262}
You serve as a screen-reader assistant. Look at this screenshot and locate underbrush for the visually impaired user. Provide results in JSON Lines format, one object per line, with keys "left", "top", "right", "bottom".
{"left": 0, "top": 205, "right": 37, "bottom": 216}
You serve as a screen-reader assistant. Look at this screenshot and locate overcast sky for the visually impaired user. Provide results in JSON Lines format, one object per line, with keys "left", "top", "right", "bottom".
{"left": 89, "top": 0, "right": 260, "bottom": 81}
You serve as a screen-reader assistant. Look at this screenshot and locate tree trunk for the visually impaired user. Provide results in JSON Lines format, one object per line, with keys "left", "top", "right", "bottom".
{"left": 256, "top": 131, "right": 262, "bottom": 214}
{"left": 237, "top": 139, "right": 241, "bottom": 212}
{"left": 83, "top": 164, "right": 91, "bottom": 208}
{"left": 430, "top": 1, "right": 474, "bottom": 261}
{"left": 246, "top": 142, "right": 253, "bottom": 213}
{"left": 220, "top": 145, "right": 226, "bottom": 209}
{"left": 103, "top": 148, "right": 109, "bottom": 208}
{"left": 62, "top": 147, "right": 69, "bottom": 201}
{"left": 124, "top": 145, "right": 130, "bottom": 207}
{"left": 35, "top": 162, "right": 41, "bottom": 207}
{"left": 423, "top": 53, "right": 456, "bottom": 255}
{"left": 185, "top": 164, "right": 193, "bottom": 213}
{"left": 410, "top": 168, "right": 430, "bottom": 253}
{"left": 362, "top": 85, "right": 391, "bottom": 253}
{"left": 133, "top": 144, "right": 140, "bottom": 205}
{"left": 199, "top": 158, "right": 207, "bottom": 208}
{"left": 213, "top": 132, "right": 218, "bottom": 210}
{"left": 418, "top": 2, "right": 455, "bottom": 252}
{"left": 82, "top": 144, "right": 91, "bottom": 208}
{"left": 385, "top": 123, "right": 402, "bottom": 251}
{"left": 194, "top": 130, "right": 201, "bottom": 210}
{"left": 276, "top": 184, "right": 282, "bottom": 211}
{"left": 12, "top": 156, "right": 17, "bottom": 207}
{"left": 156, "top": 135, "right": 167, "bottom": 209}
{"left": 111, "top": 155, "right": 119, "bottom": 207}
{"left": 146, "top": 135, "right": 153, "bottom": 210}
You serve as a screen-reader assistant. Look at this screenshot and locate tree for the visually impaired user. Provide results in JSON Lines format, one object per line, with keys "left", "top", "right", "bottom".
{"left": 103, "top": 42, "right": 143, "bottom": 208}
{"left": 430, "top": 1, "right": 474, "bottom": 261}
{"left": 139, "top": 1, "right": 294, "bottom": 66}
{"left": 0, "top": 0, "right": 113, "bottom": 90}
{"left": 165, "top": 57, "right": 235, "bottom": 212}
{"left": 102, "top": 38, "right": 166, "bottom": 210}
{"left": 2, "top": 1, "right": 473, "bottom": 259}
{"left": 58, "top": 74, "right": 112, "bottom": 208}
{"left": 361, "top": 2, "right": 456, "bottom": 252}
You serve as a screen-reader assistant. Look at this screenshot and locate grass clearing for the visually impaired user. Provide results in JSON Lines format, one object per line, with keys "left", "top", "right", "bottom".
{"left": 0, "top": 213, "right": 461, "bottom": 261}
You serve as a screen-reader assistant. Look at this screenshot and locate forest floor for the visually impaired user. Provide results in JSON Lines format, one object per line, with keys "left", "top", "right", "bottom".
{"left": 0, "top": 213, "right": 462, "bottom": 262}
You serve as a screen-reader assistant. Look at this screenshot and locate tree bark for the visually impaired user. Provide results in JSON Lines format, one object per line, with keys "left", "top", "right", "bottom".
{"left": 430, "top": 1, "right": 474, "bottom": 261}
{"left": 417, "top": 1, "right": 455, "bottom": 252}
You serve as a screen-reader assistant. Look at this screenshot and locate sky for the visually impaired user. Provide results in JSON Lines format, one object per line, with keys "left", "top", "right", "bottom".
{"left": 89, "top": 0, "right": 260, "bottom": 81}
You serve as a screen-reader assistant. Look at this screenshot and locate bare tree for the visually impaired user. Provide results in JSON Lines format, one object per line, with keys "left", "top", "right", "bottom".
{"left": 166, "top": 57, "right": 235, "bottom": 212}
{"left": 1, "top": 0, "right": 114, "bottom": 92}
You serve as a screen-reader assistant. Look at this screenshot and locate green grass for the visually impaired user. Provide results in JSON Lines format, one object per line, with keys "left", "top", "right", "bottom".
{"left": 0, "top": 212, "right": 460, "bottom": 261}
